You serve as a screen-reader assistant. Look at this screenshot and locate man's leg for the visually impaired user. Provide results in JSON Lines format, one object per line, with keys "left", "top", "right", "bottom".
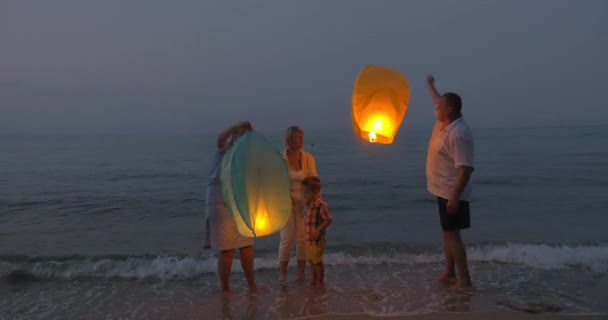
{"left": 437, "top": 197, "right": 456, "bottom": 282}
{"left": 439, "top": 231, "right": 456, "bottom": 282}
{"left": 452, "top": 231, "right": 471, "bottom": 288}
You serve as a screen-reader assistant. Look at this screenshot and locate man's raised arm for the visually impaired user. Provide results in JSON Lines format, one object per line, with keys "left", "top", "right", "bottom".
{"left": 426, "top": 74, "right": 441, "bottom": 105}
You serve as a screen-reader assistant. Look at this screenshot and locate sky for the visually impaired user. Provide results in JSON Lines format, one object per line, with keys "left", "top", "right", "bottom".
{"left": 1, "top": 0, "right": 607, "bottom": 135}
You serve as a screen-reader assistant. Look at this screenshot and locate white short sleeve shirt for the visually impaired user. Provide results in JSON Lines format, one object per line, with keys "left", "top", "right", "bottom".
{"left": 426, "top": 117, "right": 475, "bottom": 201}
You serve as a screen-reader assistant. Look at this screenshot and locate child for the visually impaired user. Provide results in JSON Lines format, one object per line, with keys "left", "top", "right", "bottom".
{"left": 301, "top": 176, "right": 333, "bottom": 287}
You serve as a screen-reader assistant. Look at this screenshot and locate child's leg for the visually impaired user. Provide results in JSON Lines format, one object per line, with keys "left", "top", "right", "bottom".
{"left": 312, "top": 263, "right": 322, "bottom": 286}
{"left": 319, "top": 261, "right": 325, "bottom": 284}
{"left": 309, "top": 260, "right": 318, "bottom": 285}
{"left": 318, "top": 246, "right": 326, "bottom": 285}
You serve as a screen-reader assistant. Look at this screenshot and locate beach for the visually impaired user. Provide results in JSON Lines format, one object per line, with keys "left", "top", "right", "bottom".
{"left": 1, "top": 126, "right": 608, "bottom": 319}
{"left": 315, "top": 312, "right": 608, "bottom": 320}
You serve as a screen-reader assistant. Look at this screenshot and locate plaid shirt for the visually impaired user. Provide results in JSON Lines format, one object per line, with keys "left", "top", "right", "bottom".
{"left": 304, "top": 196, "right": 333, "bottom": 245}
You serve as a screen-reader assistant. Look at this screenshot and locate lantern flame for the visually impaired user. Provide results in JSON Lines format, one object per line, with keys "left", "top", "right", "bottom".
{"left": 364, "top": 116, "right": 394, "bottom": 143}
{"left": 254, "top": 211, "right": 268, "bottom": 233}
{"left": 368, "top": 119, "right": 383, "bottom": 143}
{"left": 368, "top": 132, "right": 377, "bottom": 143}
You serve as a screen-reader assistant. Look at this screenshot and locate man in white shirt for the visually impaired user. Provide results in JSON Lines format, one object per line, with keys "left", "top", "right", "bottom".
{"left": 425, "top": 74, "right": 475, "bottom": 288}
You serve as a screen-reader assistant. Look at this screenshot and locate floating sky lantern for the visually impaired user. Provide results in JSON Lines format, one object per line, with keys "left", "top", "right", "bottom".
{"left": 221, "top": 131, "right": 292, "bottom": 238}
{"left": 352, "top": 65, "right": 410, "bottom": 144}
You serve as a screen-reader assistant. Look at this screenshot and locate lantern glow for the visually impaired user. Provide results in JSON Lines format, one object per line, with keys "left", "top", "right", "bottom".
{"left": 364, "top": 115, "right": 394, "bottom": 143}
{"left": 254, "top": 211, "right": 268, "bottom": 233}
{"left": 352, "top": 65, "right": 410, "bottom": 144}
{"left": 221, "top": 131, "right": 292, "bottom": 238}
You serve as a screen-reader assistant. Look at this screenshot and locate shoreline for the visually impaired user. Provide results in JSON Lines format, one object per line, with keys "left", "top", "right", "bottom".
{"left": 312, "top": 311, "right": 608, "bottom": 320}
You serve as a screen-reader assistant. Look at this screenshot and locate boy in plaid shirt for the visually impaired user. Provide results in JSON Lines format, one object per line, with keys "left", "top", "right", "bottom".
{"left": 301, "top": 176, "right": 333, "bottom": 287}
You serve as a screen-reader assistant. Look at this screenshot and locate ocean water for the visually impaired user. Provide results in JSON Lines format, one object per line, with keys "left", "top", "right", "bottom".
{"left": 1, "top": 124, "right": 608, "bottom": 319}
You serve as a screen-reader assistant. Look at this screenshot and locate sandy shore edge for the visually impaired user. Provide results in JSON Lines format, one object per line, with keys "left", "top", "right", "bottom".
{"left": 311, "top": 311, "right": 608, "bottom": 320}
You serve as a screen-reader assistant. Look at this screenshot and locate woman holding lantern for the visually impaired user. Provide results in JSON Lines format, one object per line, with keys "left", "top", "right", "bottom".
{"left": 204, "top": 120, "right": 257, "bottom": 295}
{"left": 278, "top": 126, "right": 318, "bottom": 282}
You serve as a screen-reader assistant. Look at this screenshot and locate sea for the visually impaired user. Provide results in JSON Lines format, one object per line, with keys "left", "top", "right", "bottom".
{"left": 1, "top": 124, "right": 608, "bottom": 319}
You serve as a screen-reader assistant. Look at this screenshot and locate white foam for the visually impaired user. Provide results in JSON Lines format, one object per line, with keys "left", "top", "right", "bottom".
{"left": 320, "top": 243, "right": 608, "bottom": 272}
{"left": 468, "top": 243, "right": 608, "bottom": 272}
{"left": 2, "top": 243, "right": 607, "bottom": 279}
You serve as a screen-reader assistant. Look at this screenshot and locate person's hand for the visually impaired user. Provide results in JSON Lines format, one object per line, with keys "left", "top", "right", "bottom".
{"left": 312, "top": 229, "right": 320, "bottom": 241}
{"left": 447, "top": 198, "right": 459, "bottom": 215}
{"left": 426, "top": 74, "right": 435, "bottom": 86}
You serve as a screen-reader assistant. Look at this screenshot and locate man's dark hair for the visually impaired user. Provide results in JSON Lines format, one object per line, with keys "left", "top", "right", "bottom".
{"left": 444, "top": 92, "right": 462, "bottom": 114}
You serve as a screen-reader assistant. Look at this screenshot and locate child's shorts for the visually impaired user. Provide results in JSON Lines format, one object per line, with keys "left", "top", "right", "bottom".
{"left": 306, "top": 244, "right": 325, "bottom": 265}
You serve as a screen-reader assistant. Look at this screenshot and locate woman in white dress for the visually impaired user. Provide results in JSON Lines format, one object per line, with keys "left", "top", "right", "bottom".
{"left": 204, "top": 121, "right": 257, "bottom": 295}
{"left": 278, "top": 126, "right": 318, "bottom": 281}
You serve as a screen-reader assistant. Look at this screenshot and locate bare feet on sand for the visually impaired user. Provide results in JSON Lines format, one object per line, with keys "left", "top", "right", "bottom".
{"left": 279, "top": 272, "right": 287, "bottom": 282}
{"left": 249, "top": 285, "right": 267, "bottom": 295}
{"left": 455, "top": 279, "right": 472, "bottom": 289}
{"left": 437, "top": 272, "right": 457, "bottom": 283}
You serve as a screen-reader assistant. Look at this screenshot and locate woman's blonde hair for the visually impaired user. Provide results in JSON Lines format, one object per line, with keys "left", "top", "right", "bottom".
{"left": 284, "top": 126, "right": 304, "bottom": 149}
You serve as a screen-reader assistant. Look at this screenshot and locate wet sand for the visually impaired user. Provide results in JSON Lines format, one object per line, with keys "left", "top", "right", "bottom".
{"left": 314, "top": 312, "right": 608, "bottom": 320}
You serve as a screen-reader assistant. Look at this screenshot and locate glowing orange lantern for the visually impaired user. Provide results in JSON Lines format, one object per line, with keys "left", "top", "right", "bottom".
{"left": 352, "top": 65, "right": 410, "bottom": 144}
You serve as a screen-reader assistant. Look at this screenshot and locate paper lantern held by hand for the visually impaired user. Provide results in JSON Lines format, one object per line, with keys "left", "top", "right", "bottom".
{"left": 220, "top": 131, "right": 291, "bottom": 238}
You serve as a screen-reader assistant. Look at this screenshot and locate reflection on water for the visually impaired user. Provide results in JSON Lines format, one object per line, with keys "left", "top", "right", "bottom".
{"left": 1, "top": 263, "right": 607, "bottom": 319}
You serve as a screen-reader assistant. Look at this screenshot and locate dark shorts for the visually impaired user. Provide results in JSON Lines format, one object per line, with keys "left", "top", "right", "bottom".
{"left": 437, "top": 197, "right": 470, "bottom": 232}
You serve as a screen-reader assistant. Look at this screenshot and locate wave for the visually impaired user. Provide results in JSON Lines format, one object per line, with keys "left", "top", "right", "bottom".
{"left": 1, "top": 243, "right": 607, "bottom": 280}
{"left": 103, "top": 172, "right": 200, "bottom": 182}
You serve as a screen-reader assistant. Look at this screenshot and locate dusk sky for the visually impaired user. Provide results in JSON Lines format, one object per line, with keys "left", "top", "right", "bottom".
{"left": 1, "top": 0, "right": 606, "bottom": 135}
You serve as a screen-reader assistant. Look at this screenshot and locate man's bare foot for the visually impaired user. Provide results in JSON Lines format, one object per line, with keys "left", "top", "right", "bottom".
{"left": 222, "top": 290, "right": 237, "bottom": 299}
{"left": 297, "top": 273, "right": 306, "bottom": 282}
{"left": 437, "top": 273, "right": 456, "bottom": 283}
{"left": 278, "top": 272, "right": 287, "bottom": 282}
